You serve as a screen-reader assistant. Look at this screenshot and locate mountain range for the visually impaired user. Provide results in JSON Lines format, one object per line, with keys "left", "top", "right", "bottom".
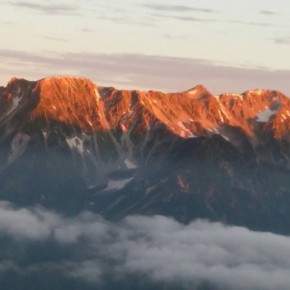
{"left": 1, "top": 76, "right": 290, "bottom": 234}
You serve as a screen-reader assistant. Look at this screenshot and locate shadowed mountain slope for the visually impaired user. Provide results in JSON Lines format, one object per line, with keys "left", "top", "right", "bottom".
{"left": 1, "top": 76, "right": 290, "bottom": 233}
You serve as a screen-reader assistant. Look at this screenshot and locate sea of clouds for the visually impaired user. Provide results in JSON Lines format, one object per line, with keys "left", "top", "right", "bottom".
{"left": 0, "top": 200, "right": 290, "bottom": 289}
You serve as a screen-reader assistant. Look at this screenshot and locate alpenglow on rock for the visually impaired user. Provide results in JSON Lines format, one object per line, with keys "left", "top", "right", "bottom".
{"left": 1, "top": 76, "right": 290, "bottom": 233}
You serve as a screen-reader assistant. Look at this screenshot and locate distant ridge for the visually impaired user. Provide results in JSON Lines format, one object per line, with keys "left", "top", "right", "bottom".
{"left": 1, "top": 76, "right": 289, "bottom": 140}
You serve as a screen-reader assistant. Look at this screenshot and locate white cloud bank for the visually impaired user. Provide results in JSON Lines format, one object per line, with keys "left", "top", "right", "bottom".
{"left": 0, "top": 201, "right": 290, "bottom": 289}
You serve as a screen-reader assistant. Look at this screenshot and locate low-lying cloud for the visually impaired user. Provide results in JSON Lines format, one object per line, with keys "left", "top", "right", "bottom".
{"left": 1, "top": 201, "right": 290, "bottom": 289}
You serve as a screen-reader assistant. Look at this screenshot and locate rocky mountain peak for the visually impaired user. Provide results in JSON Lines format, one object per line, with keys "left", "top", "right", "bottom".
{"left": 1, "top": 76, "right": 290, "bottom": 143}
{"left": 1, "top": 76, "right": 290, "bottom": 235}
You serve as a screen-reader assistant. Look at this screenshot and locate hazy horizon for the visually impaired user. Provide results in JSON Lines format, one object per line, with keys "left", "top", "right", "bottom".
{"left": 1, "top": 0, "right": 290, "bottom": 95}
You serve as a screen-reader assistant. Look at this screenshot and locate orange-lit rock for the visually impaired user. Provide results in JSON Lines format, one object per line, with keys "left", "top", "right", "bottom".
{"left": 31, "top": 77, "right": 110, "bottom": 132}
{"left": 2, "top": 76, "right": 290, "bottom": 141}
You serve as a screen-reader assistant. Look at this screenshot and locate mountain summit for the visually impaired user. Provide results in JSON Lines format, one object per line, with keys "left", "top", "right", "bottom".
{"left": 1, "top": 76, "right": 290, "bottom": 233}
{"left": 2, "top": 76, "right": 289, "bottom": 141}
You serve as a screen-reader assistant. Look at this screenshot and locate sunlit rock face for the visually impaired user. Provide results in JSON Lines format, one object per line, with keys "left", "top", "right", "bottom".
{"left": 2, "top": 76, "right": 290, "bottom": 142}
{"left": 1, "top": 76, "right": 290, "bottom": 233}
{"left": 31, "top": 77, "right": 110, "bottom": 132}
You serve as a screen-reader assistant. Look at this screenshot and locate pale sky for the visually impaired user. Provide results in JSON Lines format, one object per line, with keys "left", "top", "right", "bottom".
{"left": 1, "top": 0, "right": 290, "bottom": 95}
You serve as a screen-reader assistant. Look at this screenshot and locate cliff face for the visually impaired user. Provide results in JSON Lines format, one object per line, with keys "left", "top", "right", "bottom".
{"left": 2, "top": 76, "right": 290, "bottom": 139}
{"left": 1, "top": 76, "right": 290, "bottom": 233}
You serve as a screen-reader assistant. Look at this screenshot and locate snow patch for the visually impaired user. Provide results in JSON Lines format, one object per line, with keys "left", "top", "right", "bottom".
{"left": 8, "top": 132, "right": 30, "bottom": 164}
{"left": 221, "top": 134, "right": 230, "bottom": 141}
{"left": 42, "top": 130, "right": 48, "bottom": 140}
{"left": 255, "top": 89, "right": 263, "bottom": 96}
{"left": 281, "top": 114, "right": 287, "bottom": 121}
{"left": 7, "top": 95, "right": 22, "bottom": 114}
{"left": 187, "top": 88, "right": 198, "bottom": 95}
{"left": 232, "top": 94, "right": 243, "bottom": 100}
{"left": 186, "top": 88, "right": 206, "bottom": 100}
{"left": 103, "top": 177, "right": 134, "bottom": 191}
{"left": 124, "top": 158, "right": 138, "bottom": 169}
{"left": 66, "top": 137, "right": 84, "bottom": 154}
{"left": 257, "top": 108, "right": 276, "bottom": 122}
{"left": 217, "top": 110, "right": 225, "bottom": 122}
{"left": 177, "top": 121, "right": 196, "bottom": 138}
{"left": 178, "top": 121, "right": 188, "bottom": 131}
{"left": 94, "top": 88, "right": 100, "bottom": 100}
{"left": 248, "top": 89, "right": 264, "bottom": 96}
{"left": 207, "top": 128, "right": 230, "bottom": 142}
{"left": 122, "top": 111, "right": 133, "bottom": 122}
{"left": 212, "top": 128, "right": 220, "bottom": 134}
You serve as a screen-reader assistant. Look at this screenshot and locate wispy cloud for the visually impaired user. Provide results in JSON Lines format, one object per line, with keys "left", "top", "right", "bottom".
{"left": 141, "top": 4, "right": 217, "bottom": 14}
{"left": 98, "top": 15, "right": 155, "bottom": 27}
{"left": 231, "top": 20, "right": 280, "bottom": 27}
{"left": 81, "top": 28, "right": 92, "bottom": 33}
{"left": 1, "top": 202, "right": 290, "bottom": 289}
{"left": 143, "top": 4, "right": 218, "bottom": 23}
{"left": 0, "top": 49, "right": 290, "bottom": 96}
{"left": 272, "top": 37, "right": 290, "bottom": 45}
{"left": 0, "top": 20, "right": 13, "bottom": 25}
{"left": 163, "top": 34, "right": 188, "bottom": 40}
{"left": 10, "top": 1, "right": 78, "bottom": 15}
{"left": 260, "top": 10, "right": 279, "bottom": 15}
{"left": 151, "top": 13, "right": 216, "bottom": 23}
{"left": 42, "top": 36, "right": 69, "bottom": 42}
